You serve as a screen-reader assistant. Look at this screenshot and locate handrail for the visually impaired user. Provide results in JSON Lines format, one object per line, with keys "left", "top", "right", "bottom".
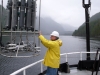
{"left": 10, "top": 51, "right": 100, "bottom": 75}
{"left": 10, "top": 59, "right": 43, "bottom": 75}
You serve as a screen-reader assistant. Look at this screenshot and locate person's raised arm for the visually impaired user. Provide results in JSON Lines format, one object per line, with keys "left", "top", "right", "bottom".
{"left": 39, "top": 31, "right": 54, "bottom": 48}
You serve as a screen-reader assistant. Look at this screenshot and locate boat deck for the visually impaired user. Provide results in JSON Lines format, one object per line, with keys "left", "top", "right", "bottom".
{"left": 60, "top": 69, "right": 100, "bottom": 75}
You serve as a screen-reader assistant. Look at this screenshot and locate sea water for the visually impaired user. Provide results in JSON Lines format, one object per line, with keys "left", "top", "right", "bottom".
{"left": 0, "top": 35, "right": 100, "bottom": 75}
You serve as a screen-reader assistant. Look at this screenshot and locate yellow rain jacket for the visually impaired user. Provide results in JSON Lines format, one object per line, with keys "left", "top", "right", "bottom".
{"left": 39, "top": 35, "right": 62, "bottom": 68}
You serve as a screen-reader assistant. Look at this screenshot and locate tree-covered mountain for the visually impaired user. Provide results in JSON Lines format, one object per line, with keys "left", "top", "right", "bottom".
{"left": 73, "top": 12, "right": 100, "bottom": 37}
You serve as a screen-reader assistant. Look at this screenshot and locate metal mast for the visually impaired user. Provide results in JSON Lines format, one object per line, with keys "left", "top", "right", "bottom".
{"left": 82, "top": 0, "right": 91, "bottom": 60}
{"left": 38, "top": 0, "right": 41, "bottom": 47}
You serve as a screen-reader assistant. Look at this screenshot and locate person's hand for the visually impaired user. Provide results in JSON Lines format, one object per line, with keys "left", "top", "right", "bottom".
{"left": 39, "top": 31, "right": 42, "bottom": 35}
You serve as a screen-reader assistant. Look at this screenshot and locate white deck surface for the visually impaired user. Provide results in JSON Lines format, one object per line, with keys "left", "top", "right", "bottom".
{"left": 60, "top": 69, "right": 100, "bottom": 75}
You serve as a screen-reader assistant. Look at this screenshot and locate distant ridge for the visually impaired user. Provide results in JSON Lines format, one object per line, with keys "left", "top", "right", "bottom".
{"left": 36, "top": 17, "right": 75, "bottom": 35}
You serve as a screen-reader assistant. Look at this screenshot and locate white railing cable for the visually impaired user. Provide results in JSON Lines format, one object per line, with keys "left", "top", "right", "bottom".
{"left": 10, "top": 51, "right": 100, "bottom": 75}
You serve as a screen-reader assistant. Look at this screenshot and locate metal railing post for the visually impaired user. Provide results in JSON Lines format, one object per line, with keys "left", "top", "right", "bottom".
{"left": 23, "top": 70, "right": 26, "bottom": 75}
{"left": 80, "top": 52, "right": 82, "bottom": 61}
{"left": 41, "top": 62, "right": 43, "bottom": 73}
{"left": 66, "top": 53, "right": 68, "bottom": 62}
{"left": 97, "top": 53, "right": 99, "bottom": 60}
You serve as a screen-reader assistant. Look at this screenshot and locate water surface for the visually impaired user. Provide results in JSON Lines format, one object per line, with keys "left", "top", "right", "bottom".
{"left": 0, "top": 35, "right": 100, "bottom": 75}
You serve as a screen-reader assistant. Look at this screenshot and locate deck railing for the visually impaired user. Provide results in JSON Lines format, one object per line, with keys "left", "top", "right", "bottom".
{"left": 10, "top": 51, "right": 100, "bottom": 75}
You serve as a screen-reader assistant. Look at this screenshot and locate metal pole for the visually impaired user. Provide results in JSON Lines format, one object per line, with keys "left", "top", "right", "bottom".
{"left": 34, "top": 0, "right": 36, "bottom": 47}
{"left": 83, "top": 0, "right": 91, "bottom": 60}
{"left": 80, "top": 52, "right": 82, "bottom": 61}
{"left": 0, "top": 0, "right": 4, "bottom": 46}
{"left": 85, "top": 7, "right": 90, "bottom": 60}
{"left": 33, "top": 0, "right": 36, "bottom": 48}
{"left": 23, "top": 70, "right": 26, "bottom": 75}
{"left": 0, "top": 0, "right": 3, "bottom": 52}
{"left": 38, "top": 0, "right": 41, "bottom": 47}
{"left": 66, "top": 53, "right": 68, "bottom": 62}
{"left": 41, "top": 62, "right": 43, "bottom": 73}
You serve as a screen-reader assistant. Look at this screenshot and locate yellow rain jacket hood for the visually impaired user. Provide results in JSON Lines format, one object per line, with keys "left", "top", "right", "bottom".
{"left": 39, "top": 35, "right": 62, "bottom": 68}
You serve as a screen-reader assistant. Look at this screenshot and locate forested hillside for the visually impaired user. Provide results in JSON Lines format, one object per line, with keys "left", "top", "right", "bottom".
{"left": 73, "top": 12, "right": 100, "bottom": 37}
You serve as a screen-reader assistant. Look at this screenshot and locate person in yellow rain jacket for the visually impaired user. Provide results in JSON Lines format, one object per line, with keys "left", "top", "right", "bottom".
{"left": 39, "top": 31, "right": 62, "bottom": 75}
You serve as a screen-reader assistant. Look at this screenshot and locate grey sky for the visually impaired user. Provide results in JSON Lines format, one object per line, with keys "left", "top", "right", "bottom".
{"left": 0, "top": 0, "right": 100, "bottom": 28}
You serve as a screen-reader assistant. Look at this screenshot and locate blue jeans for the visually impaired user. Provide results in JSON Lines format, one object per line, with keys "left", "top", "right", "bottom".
{"left": 46, "top": 67, "right": 58, "bottom": 75}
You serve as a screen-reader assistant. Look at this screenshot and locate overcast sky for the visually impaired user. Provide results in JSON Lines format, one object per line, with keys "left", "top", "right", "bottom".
{"left": 0, "top": 0, "right": 100, "bottom": 28}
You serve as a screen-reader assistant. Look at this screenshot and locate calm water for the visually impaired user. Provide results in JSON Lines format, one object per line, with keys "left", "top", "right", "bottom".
{"left": 0, "top": 35, "right": 100, "bottom": 75}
